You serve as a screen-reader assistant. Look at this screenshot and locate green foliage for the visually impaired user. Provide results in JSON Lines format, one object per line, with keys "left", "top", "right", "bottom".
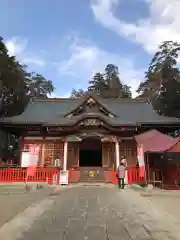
{"left": 71, "top": 89, "right": 87, "bottom": 99}
{"left": 138, "top": 41, "right": 180, "bottom": 118}
{"left": 88, "top": 72, "right": 107, "bottom": 94}
{"left": 0, "top": 36, "right": 55, "bottom": 117}
{"left": 71, "top": 64, "right": 132, "bottom": 99}
{"left": 0, "top": 36, "right": 55, "bottom": 160}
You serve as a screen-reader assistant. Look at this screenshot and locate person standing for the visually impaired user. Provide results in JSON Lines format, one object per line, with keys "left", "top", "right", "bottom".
{"left": 117, "top": 162, "right": 126, "bottom": 189}
{"left": 121, "top": 157, "right": 127, "bottom": 167}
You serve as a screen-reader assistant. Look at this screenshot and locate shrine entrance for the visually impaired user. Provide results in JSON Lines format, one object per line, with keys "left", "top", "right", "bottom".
{"left": 79, "top": 138, "right": 102, "bottom": 167}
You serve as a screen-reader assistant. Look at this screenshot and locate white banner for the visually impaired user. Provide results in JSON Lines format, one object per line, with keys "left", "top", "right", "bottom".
{"left": 21, "top": 152, "right": 39, "bottom": 167}
{"left": 21, "top": 144, "right": 40, "bottom": 167}
{"left": 137, "top": 144, "right": 145, "bottom": 166}
{"left": 59, "top": 170, "right": 69, "bottom": 185}
{"left": 21, "top": 152, "right": 31, "bottom": 167}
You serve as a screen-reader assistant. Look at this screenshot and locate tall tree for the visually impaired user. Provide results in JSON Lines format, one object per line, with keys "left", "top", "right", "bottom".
{"left": 71, "top": 88, "right": 87, "bottom": 98}
{"left": 71, "top": 64, "right": 132, "bottom": 99}
{"left": 0, "top": 37, "right": 27, "bottom": 116}
{"left": 104, "top": 64, "right": 122, "bottom": 90}
{"left": 103, "top": 64, "right": 131, "bottom": 98}
{"left": 88, "top": 72, "right": 107, "bottom": 94}
{"left": 137, "top": 41, "right": 180, "bottom": 99}
{"left": 105, "top": 64, "right": 119, "bottom": 77}
{"left": 138, "top": 41, "right": 180, "bottom": 117}
{"left": 0, "top": 36, "right": 55, "bottom": 161}
{"left": 0, "top": 37, "right": 55, "bottom": 117}
{"left": 26, "top": 73, "right": 54, "bottom": 98}
{"left": 152, "top": 58, "right": 180, "bottom": 117}
{"left": 121, "top": 84, "right": 132, "bottom": 99}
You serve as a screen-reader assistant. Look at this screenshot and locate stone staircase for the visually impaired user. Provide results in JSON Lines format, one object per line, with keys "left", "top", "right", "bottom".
{"left": 79, "top": 167, "right": 104, "bottom": 183}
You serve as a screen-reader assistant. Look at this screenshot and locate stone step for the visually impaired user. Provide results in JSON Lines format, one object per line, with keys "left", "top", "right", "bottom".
{"left": 80, "top": 175, "right": 104, "bottom": 178}
{"left": 80, "top": 177, "right": 104, "bottom": 182}
{"left": 80, "top": 177, "right": 104, "bottom": 180}
{"left": 79, "top": 179, "right": 104, "bottom": 183}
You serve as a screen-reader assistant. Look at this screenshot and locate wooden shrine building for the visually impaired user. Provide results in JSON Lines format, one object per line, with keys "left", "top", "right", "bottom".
{"left": 0, "top": 93, "right": 180, "bottom": 182}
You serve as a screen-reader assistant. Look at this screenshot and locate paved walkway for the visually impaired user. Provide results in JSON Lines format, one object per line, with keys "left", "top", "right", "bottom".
{"left": 1, "top": 185, "right": 180, "bottom": 240}
{"left": 0, "top": 187, "right": 53, "bottom": 228}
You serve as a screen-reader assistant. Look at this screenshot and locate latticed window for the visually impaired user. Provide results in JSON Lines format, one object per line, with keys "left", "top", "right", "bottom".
{"left": 44, "top": 143, "right": 64, "bottom": 167}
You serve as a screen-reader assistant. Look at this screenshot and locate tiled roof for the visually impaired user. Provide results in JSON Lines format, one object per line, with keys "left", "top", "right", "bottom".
{"left": 135, "top": 130, "right": 180, "bottom": 152}
{"left": 0, "top": 96, "right": 179, "bottom": 125}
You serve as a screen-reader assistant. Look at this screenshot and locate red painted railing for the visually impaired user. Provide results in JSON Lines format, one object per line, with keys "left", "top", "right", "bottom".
{"left": 112, "top": 167, "right": 145, "bottom": 184}
{"left": 127, "top": 167, "right": 145, "bottom": 184}
{"left": 0, "top": 167, "right": 145, "bottom": 184}
{"left": 0, "top": 167, "right": 59, "bottom": 183}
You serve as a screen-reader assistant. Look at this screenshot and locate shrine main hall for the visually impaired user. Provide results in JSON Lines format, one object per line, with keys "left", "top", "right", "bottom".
{"left": 0, "top": 93, "right": 180, "bottom": 182}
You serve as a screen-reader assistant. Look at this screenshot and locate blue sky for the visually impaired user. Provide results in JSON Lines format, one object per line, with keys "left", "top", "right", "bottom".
{"left": 1, "top": 0, "right": 179, "bottom": 97}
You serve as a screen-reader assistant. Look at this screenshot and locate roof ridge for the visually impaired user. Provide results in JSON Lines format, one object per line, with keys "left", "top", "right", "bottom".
{"left": 31, "top": 98, "right": 76, "bottom": 102}
{"left": 102, "top": 99, "right": 148, "bottom": 103}
{"left": 31, "top": 97, "right": 148, "bottom": 103}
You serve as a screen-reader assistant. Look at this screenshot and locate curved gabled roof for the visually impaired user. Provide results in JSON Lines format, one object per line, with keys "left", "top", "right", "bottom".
{"left": 0, "top": 95, "right": 180, "bottom": 126}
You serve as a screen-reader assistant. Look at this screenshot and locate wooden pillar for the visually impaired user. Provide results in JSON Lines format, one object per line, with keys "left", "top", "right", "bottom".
{"left": 115, "top": 138, "right": 120, "bottom": 169}
{"left": 63, "top": 137, "right": 68, "bottom": 171}
{"left": 19, "top": 136, "right": 24, "bottom": 166}
{"left": 41, "top": 143, "right": 45, "bottom": 167}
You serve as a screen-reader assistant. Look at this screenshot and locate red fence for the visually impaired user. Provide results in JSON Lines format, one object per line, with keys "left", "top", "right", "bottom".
{"left": 0, "top": 167, "right": 145, "bottom": 184}
{"left": 127, "top": 167, "right": 145, "bottom": 184}
{"left": 0, "top": 167, "right": 59, "bottom": 183}
{"left": 112, "top": 167, "right": 145, "bottom": 184}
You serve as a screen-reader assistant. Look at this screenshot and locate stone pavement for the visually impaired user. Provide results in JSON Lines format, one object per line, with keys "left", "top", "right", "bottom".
{"left": 1, "top": 185, "right": 180, "bottom": 240}
{"left": 0, "top": 187, "right": 53, "bottom": 228}
{"left": 140, "top": 189, "right": 180, "bottom": 224}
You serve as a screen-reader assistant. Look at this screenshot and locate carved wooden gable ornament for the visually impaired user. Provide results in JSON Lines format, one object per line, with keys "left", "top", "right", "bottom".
{"left": 66, "top": 96, "right": 116, "bottom": 118}
{"left": 79, "top": 118, "right": 102, "bottom": 127}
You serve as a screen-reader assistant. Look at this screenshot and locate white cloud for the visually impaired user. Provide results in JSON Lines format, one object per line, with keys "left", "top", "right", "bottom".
{"left": 5, "top": 37, "right": 28, "bottom": 56}
{"left": 49, "top": 92, "right": 71, "bottom": 98}
{"left": 23, "top": 58, "right": 46, "bottom": 66}
{"left": 91, "top": 0, "right": 180, "bottom": 53}
{"left": 5, "top": 36, "right": 46, "bottom": 67}
{"left": 57, "top": 37, "right": 143, "bottom": 97}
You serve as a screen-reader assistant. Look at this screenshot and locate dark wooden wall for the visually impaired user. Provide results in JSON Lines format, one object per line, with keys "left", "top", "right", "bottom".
{"left": 102, "top": 142, "right": 115, "bottom": 168}
{"left": 22, "top": 138, "right": 137, "bottom": 168}
{"left": 119, "top": 139, "right": 137, "bottom": 166}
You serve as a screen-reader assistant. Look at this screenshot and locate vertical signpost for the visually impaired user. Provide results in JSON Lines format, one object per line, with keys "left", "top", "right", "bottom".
{"left": 25, "top": 144, "right": 40, "bottom": 188}
{"left": 137, "top": 144, "right": 146, "bottom": 183}
{"left": 59, "top": 170, "right": 69, "bottom": 185}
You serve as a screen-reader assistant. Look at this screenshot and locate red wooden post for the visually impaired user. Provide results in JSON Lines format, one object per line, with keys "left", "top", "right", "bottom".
{"left": 127, "top": 167, "right": 132, "bottom": 184}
